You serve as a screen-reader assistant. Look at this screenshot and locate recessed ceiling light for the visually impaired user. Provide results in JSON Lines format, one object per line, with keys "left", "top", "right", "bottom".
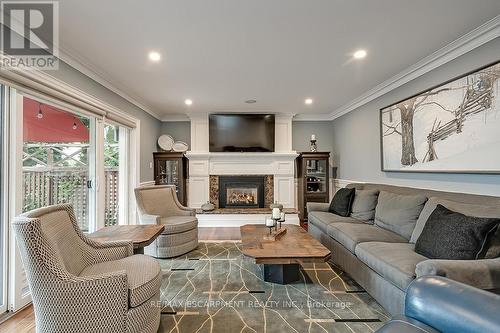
{"left": 305, "top": 98, "right": 313, "bottom": 105}
{"left": 245, "top": 99, "right": 257, "bottom": 104}
{"left": 184, "top": 99, "right": 193, "bottom": 106}
{"left": 148, "top": 51, "right": 161, "bottom": 62}
{"left": 353, "top": 49, "right": 367, "bottom": 59}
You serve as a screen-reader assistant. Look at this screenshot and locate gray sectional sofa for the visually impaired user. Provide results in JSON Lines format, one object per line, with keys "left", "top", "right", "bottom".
{"left": 307, "top": 183, "right": 500, "bottom": 315}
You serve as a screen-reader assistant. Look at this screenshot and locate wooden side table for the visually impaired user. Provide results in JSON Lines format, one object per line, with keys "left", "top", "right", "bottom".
{"left": 88, "top": 225, "right": 165, "bottom": 254}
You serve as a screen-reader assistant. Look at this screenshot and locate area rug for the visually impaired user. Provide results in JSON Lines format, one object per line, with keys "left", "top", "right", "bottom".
{"left": 157, "top": 242, "right": 389, "bottom": 333}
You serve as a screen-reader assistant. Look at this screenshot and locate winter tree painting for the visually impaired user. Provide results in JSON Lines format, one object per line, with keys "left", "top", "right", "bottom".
{"left": 381, "top": 61, "right": 500, "bottom": 173}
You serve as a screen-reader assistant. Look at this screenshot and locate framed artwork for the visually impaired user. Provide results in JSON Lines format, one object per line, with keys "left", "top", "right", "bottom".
{"left": 380, "top": 60, "right": 500, "bottom": 173}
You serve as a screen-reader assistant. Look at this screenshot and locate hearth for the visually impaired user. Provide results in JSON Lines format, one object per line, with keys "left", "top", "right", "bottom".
{"left": 219, "top": 176, "right": 265, "bottom": 208}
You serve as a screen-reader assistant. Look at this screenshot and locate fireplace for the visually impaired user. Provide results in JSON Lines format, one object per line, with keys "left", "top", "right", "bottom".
{"left": 218, "top": 176, "right": 265, "bottom": 208}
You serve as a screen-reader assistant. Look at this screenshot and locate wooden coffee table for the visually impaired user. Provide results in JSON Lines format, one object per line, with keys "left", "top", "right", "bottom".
{"left": 240, "top": 224, "right": 331, "bottom": 284}
{"left": 89, "top": 225, "right": 165, "bottom": 254}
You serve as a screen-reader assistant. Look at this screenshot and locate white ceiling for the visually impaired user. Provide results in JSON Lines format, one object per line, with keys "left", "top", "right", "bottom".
{"left": 57, "top": 0, "right": 500, "bottom": 120}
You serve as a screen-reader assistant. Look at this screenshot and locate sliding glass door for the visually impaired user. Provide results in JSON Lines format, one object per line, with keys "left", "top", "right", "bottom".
{"left": 21, "top": 94, "right": 96, "bottom": 232}
{"left": 3, "top": 85, "right": 136, "bottom": 313}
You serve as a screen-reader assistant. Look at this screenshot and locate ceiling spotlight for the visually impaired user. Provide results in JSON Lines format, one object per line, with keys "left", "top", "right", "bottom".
{"left": 148, "top": 51, "right": 161, "bottom": 62}
{"left": 353, "top": 49, "right": 367, "bottom": 59}
{"left": 245, "top": 99, "right": 257, "bottom": 104}
{"left": 305, "top": 98, "right": 313, "bottom": 105}
{"left": 184, "top": 99, "right": 193, "bottom": 106}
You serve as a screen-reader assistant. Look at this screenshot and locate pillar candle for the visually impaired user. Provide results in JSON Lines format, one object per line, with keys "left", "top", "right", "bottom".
{"left": 265, "top": 217, "right": 274, "bottom": 227}
{"left": 272, "top": 208, "right": 281, "bottom": 219}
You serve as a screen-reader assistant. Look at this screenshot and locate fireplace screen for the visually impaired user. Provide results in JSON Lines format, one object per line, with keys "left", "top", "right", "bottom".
{"left": 227, "top": 187, "right": 258, "bottom": 206}
{"left": 219, "top": 176, "right": 265, "bottom": 208}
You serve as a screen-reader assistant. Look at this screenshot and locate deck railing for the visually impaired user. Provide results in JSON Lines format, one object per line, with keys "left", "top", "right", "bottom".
{"left": 23, "top": 169, "right": 119, "bottom": 232}
{"left": 23, "top": 142, "right": 119, "bottom": 232}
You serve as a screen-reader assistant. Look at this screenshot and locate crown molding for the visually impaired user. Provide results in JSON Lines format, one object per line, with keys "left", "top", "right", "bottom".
{"left": 57, "top": 47, "right": 163, "bottom": 120}
{"left": 292, "top": 113, "right": 334, "bottom": 121}
{"left": 161, "top": 114, "right": 191, "bottom": 122}
{"left": 327, "top": 15, "right": 500, "bottom": 121}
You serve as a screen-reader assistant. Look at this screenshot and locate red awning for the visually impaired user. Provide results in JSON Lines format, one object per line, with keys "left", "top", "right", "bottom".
{"left": 23, "top": 97, "right": 89, "bottom": 143}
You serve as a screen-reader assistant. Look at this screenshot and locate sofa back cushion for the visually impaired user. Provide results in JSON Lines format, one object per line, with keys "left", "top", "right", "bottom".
{"left": 375, "top": 191, "right": 428, "bottom": 240}
{"left": 414, "top": 204, "right": 500, "bottom": 260}
{"left": 411, "top": 197, "right": 500, "bottom": 258}
{"left": 351, "top": 189, "right": 379, "bottom": 222}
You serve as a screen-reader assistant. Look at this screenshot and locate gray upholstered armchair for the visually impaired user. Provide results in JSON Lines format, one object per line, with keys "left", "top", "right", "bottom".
{"left": 12, "top": 204, "right": 161, "bottom": 333}
{"left": 135, "top": 184, "right": 198, "bottom": 258}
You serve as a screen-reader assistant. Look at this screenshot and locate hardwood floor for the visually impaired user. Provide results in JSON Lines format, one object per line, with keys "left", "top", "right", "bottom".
{"left": 198, "top": 226, "right": 241, "bottom": 241}
{"left": 0, "top": 227, "right": 241, "bottom": 332}
{"left": 0, "top": 305, "right": 35, "bottom": 333}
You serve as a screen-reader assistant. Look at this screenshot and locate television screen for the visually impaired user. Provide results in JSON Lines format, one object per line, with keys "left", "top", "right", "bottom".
{"left": 209, "top": 114, "right": 275, "bottom": 152}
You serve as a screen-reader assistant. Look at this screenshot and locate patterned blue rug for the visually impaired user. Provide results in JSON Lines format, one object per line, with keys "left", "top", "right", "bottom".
{"left": 158, "top": 242, "right": 389, "bottom": 333}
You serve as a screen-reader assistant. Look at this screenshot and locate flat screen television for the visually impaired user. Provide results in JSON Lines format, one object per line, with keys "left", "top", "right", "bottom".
{"left": 209, "top": 114, "right": 275, "bottom": 152}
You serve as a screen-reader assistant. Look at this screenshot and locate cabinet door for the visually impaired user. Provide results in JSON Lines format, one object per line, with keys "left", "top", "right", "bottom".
{"left": 304, "top": 158, "right": 328, "bottom": 194}
{"left": 156, "top": 159, "right": 180, "bottom": 191}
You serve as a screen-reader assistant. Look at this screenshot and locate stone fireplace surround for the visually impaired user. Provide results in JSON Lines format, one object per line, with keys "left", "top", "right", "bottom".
{"left": 210, "top": 175, "right": 274, "bottom": 209}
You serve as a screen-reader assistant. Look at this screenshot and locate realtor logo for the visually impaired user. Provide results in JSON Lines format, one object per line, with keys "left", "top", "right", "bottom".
{"left": 1, "top": 1, "right": 59, "bottom": 69}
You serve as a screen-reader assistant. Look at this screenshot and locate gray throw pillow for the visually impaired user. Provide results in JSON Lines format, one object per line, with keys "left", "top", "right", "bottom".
{"left": 410, "top": 197, "right": 500, "bottom": 247}
{"left": 351, "top": 189, "right": 379, "bottom": 223}
{"left": 415, "top": 205, "right": 500, "bottom": 260}
{"left": 375, "top": 191, "right": 427, "bottom": 240}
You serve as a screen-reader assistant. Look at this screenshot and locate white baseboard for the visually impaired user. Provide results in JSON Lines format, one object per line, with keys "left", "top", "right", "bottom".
{"left": 196, "top": 213, "right": 300, "bottom": 227}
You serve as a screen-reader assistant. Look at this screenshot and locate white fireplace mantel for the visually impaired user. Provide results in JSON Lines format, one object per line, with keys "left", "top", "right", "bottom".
{"left": 185, "top": 113, "right": 298, "bottom": 210}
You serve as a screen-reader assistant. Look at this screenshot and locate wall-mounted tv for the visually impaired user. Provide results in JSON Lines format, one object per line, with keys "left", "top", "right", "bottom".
{"left": 209, "top": 114, "right": 275, "bottom": 152}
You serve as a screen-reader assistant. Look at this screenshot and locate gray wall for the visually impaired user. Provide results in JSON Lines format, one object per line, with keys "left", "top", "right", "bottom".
{"left": 46, "top": 61, "right": 162, "bottom": 181}
{"left": 331, "top": 37, "right": 500, "bottom": 196}
{"left": 160, "top": 120, "right": 334, "bottom": 155}
{"left": 292, "top": 121, "right": 334, "bottom": 154}
{"left": 160, "top": 121, "right": 191, "bottom": 148}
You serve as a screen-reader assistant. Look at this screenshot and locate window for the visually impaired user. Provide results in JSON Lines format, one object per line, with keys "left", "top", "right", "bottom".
{"left": 104, "top": 124, "right": 119, "bottom": 226}
{"left": 21, "top": 95, "right": 95, "bottom": 232}
{"left": 104, "top": 123, "right": 130, "bottom": 226}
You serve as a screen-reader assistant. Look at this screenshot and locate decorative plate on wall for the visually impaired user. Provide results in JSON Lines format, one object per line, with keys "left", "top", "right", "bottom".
{"left": 158, "top": 135, "right": 174, "bottom": 151}
{"left": 173, "top": 141, "right": 189, "bottom": 152}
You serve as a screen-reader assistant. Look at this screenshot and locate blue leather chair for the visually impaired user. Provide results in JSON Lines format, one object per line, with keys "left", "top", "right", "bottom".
{"left": 376, "top": 276, "right": 500, "bottom": 333}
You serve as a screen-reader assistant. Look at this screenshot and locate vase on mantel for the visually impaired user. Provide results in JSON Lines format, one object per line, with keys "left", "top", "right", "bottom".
{"left": 201, "top": 201, "right": 215, "bottom": 211}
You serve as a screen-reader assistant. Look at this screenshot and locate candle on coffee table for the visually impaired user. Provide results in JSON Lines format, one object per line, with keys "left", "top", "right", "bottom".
{"left": 272, "top": 208, "right": 281, "bottom": 219}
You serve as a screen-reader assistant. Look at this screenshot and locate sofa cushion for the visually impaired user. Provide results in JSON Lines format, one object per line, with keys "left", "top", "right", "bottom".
{"left": 329, "top": 188, "right": 355, "bottom": 217}
{"left": 80, "top": 254, "right": 161, "bottom": 308}
{"left": 351, "top": 189, "right": 379, "bottom": 222}
{"left": 160, "top": 216, "right": 198, "bottom": 234}
{"left": 355, "top": 242, "right": 427, "bottom": 291}
{"left": 414, "top": 205, "right": 500, "bottom": 260}
{"left": 308, "top": 211, "right": 362, "bottom": 234}
{"left": 327, "top": 223, "right": 407, "bottom": 253}
{"left": 375, "top": 191, "right": 427, "bottom": 240}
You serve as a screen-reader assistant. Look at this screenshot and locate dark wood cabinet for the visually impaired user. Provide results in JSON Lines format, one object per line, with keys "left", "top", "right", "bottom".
{"left": 297, "top": 152, "right": 330, "bottom": 226}
{"left": 153, "top": 152, "right": 188, "bottom": 205}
